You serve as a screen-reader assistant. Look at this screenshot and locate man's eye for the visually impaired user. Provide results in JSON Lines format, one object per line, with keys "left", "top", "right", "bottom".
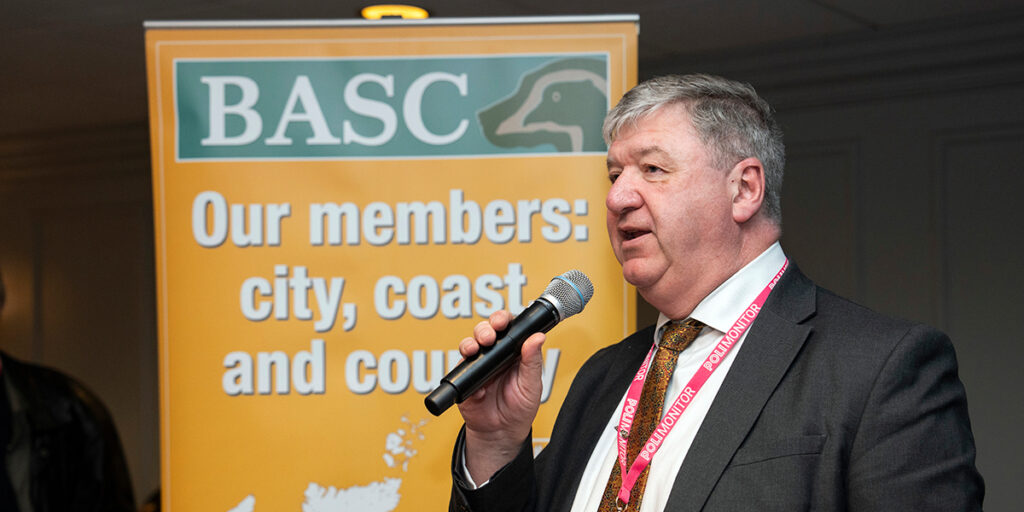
{"left": 645, "top": 165, "right": 662, "bottom": 173}
{"left": 608, "top": 172, "right": 620, "bottom": 183}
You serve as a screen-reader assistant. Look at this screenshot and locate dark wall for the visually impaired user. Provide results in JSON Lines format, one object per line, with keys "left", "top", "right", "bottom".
{"left": 1, "top": 11, "right": 1021, "bottom": 510}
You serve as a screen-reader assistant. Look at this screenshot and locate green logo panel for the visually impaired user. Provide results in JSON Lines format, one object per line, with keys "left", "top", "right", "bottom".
{"left": 175, "top": 54, "right": 609, "bottom": 160}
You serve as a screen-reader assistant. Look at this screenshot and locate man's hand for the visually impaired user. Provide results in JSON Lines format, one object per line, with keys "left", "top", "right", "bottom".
{"left": 457, "top": 310, "right": 546, "bottom": 484}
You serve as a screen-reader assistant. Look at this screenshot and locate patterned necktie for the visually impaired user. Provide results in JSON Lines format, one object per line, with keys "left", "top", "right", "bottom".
{"left": 597, "top": 318, "right": 705, "bottom": 512}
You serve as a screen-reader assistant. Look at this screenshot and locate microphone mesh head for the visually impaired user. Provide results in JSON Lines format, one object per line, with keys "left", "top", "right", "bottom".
{"left": 542, "top": 270, "right": 594, "bottom": 320}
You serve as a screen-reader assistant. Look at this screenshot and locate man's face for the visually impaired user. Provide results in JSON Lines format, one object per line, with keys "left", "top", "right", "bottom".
{"left": 605, "top": 103, "right": 737, "bottom": 307}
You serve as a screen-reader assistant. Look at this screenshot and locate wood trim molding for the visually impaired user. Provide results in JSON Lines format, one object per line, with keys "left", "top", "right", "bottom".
{"left": 928, "top": 122, "right": 1024, "bottom": 330}
{"left": 0, "top": 122, "right": 150, "bottom": 183}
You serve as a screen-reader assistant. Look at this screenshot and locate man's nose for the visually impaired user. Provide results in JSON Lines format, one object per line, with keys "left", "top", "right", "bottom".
{"left": 606, "top": 170, "right": 642, "bottom": 214}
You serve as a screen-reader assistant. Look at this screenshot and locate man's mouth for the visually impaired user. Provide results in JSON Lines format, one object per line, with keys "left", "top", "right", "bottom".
{"left": 622, "top": 229, "right": 649, "bottom": 241}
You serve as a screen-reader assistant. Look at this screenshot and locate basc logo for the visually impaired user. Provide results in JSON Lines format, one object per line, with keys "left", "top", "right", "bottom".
{"left": 174, "top": 55, "right": 609, "bottom": 161}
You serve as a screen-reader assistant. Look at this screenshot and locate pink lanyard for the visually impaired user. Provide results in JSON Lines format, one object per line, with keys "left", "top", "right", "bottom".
{"left": 614, "top": 259, "right": 789, "bottom": 507}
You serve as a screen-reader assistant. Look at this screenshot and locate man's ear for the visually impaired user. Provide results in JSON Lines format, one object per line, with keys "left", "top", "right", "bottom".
{"left": 730, "top": 157, "right": 766, "bottom": 223}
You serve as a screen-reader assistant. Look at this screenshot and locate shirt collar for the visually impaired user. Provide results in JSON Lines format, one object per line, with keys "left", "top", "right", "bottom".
{"left": 656, "top": 242, "right": 787, "bottom": 337}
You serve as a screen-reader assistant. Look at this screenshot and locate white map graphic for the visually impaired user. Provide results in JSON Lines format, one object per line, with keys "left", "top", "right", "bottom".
{"left": 302, "top": 479, "right": 402, "bottom": 512}
{"left": 228, "top": 415, "right": 428, "bottom": 512}
{"left": 227, "top": 495, "right": 254, "bottom": 512}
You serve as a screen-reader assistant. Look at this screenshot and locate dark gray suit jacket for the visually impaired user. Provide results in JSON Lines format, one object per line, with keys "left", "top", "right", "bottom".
{"left": 450, "top": 265, "right": 984, "bottom": 511}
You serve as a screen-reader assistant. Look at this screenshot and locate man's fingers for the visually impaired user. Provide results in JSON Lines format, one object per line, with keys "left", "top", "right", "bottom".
{"left": 520, "top": 332, "right": 547, "bottom": 368}
{"left": 459, "top": 337, "right": 480, "bottom": 357}
{"left": 488, "top": 309, "right": 513, "bottom": 330}
{"left": 473, "top": 310, "right": 514, "bottom": 348}
{"left": 473, "top": 320, "right": 497, "bottom": 347}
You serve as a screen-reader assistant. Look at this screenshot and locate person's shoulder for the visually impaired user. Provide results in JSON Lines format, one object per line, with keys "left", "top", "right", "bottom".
{"left": 1, "top": 352, "right": 114, "bottom": 425}
{"left": 814, "top": 287, "right": 920, "bottom": 336}
{"left": 774, "top": 263, "right": 936, "bottom": 341}
{"left": 807, "top": 286, "right": 953, "bottom": 367}
{"left": 2, "top": 352, "right": 76, "bottom": 397}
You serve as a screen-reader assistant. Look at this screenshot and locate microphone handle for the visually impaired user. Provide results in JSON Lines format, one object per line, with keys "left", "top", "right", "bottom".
{"left": 424, "top": 299, "right": 558, "bottom": 416}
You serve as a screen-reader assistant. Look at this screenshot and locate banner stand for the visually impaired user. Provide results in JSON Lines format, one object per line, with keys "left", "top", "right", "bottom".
{"left": 145, "top": 16, "right": 637, "bottom": 511}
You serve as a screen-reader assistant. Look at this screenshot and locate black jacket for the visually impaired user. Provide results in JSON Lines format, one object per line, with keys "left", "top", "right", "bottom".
{"left": 450, "top": 265, "right": 983, "bottom": 511}
{"left": 1, "top": 352, "right": 135, "bottom": 512}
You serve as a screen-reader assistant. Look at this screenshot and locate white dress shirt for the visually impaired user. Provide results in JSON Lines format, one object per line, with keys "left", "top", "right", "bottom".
{"left": 569, "top": 242, "right": 787, "bottom": 512}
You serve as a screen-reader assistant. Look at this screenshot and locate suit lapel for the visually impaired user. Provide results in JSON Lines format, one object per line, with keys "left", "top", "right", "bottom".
{"left": 546, "top": 327, "right": 655, "bottom": 512}
{"left": 664, "top": 265, "right": 816, "bottom": 511}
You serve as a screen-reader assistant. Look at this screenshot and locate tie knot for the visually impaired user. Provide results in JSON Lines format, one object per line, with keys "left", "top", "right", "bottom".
{"left": 659, "top": 319, "right": 705, "bottom": 352}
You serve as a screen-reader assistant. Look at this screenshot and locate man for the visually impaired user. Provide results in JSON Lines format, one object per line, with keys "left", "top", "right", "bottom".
{"left": 449, "top": 74, "right": 983, "bottom": 511}
{"left": 0, "top": 267, "right": 136, "bottom": 511}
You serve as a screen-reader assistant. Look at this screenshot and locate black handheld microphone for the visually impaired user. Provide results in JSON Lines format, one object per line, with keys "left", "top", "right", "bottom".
{"left": 424, "top": 270, "right": 594, "bottom": 416}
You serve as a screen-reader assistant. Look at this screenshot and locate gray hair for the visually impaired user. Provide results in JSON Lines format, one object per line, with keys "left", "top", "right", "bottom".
{"left": 603, "top": 74, "right": 785, "bottom": 223}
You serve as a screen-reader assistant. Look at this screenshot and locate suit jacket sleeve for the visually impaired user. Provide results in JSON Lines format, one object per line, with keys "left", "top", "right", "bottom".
{"left": 449, "top": 426, "right": 537, "bottom": 512}
{"left": 846, "top": 325, "right": 984, "bottom": 510}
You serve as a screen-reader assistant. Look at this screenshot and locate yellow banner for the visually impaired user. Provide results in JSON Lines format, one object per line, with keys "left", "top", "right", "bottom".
{"left": 146, "top": 17, "right": 637, "bottom": 511}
